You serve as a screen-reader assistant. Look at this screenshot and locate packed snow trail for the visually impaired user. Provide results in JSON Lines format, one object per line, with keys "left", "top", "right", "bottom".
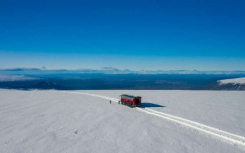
{"left": 144, "top": 108, "right": 245, "bottom": 142}
{"left": 60, "top": 91, "right": 245, "bottom": 150}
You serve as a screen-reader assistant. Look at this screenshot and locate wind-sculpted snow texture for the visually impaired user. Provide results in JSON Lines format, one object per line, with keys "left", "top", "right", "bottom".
{"left": 1, "top": 90, "right": 245, "bottom": 153}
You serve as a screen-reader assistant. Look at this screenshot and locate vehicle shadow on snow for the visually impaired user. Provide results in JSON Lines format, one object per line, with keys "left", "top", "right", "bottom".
{"left": 140, "top": 102, "right": 165, "bottom": 108}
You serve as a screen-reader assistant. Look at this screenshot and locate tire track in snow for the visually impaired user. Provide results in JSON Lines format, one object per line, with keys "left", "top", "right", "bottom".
{"left": 137, "top": 108, "right": 245, "bottom": 150}
{"left": 60, "top": 91, "right": 245, "bottom": 150}
{"left": 144, "top": 108, "right": 245, "bottom": 143}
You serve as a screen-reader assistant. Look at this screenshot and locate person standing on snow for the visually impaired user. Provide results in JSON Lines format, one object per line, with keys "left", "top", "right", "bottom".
{"left": 110, "top": 100, "right": 111, "bottom": 104}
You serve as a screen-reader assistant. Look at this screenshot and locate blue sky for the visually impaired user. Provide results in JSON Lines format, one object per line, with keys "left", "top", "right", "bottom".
{"left": 0, "top": 0, "right": 245, "bottom": 70}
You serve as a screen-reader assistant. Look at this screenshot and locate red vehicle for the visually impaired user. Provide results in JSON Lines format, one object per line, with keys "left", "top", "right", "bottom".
{"left": 119, "top": 94, "right": 141, "bottom": 107}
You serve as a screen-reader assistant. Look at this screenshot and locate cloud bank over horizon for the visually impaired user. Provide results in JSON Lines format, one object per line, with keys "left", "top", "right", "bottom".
{"left": 1, "top": 67, "right": 245, "bottom": 75}
{"left": 0, "top": 75, "right": 40, "bottom": 82}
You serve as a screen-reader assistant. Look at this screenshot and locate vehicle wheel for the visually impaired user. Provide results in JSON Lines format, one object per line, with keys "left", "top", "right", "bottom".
{"left": 128, "top": 102, "right": 132, "bottom": 107}
{"left": 121, "top": 100, "right": 124, "bottom": 105}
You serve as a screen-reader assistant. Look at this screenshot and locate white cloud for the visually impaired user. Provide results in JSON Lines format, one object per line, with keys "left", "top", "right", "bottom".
{"left": 0, "top": 75, "right": 39, "bottom": 82}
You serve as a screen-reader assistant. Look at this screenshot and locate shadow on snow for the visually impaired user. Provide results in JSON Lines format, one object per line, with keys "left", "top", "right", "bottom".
{"left": 140, "top": 102, "right": 165, "bottom": 108}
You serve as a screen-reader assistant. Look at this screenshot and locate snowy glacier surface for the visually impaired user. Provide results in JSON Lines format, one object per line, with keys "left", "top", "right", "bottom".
{"left": 0, "top": 89, "right": 245, "bottom": 153}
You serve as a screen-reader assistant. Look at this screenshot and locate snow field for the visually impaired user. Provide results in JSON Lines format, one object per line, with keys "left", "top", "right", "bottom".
{"left": 1, "top": 89, "right": 245, "bottom": 153}
{"left": 64, "top": 91, "right": 245, "bottom": 150}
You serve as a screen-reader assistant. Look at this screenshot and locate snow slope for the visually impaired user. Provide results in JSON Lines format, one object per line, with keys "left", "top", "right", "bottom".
{"left": 1, "top": 90, "right": 245, "bottom": 153}
{"left": 218, "top": 77, "right": 245, "bottom": 84}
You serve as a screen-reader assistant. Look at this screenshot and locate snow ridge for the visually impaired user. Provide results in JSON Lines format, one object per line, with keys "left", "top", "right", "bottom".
{"left": 218, "top": 77, "right": 245, "bottom": 85}
{"left": 60, "top": 91, "right": 245, "bottom": 150}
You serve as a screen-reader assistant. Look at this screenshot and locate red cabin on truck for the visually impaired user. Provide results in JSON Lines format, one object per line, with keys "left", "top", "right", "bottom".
{"left": 119, "top": 94, "right": 141, "bottom": 107}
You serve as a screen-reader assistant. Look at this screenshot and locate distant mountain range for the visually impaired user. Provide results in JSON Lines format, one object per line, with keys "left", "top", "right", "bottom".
{"left": 24, "top": 81, "right": 66, "bottom": 90}
{"left": 0, "top": 73, "right": 245, "bottom": 90}
{"left": 1, "top": 67, "right": 245, "bottom": 75}
{"left": 211, "top": 77, "right": 245, "bottom": 90}
{"left": 206, "top": 83, "right": 245, "bottom": 90}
